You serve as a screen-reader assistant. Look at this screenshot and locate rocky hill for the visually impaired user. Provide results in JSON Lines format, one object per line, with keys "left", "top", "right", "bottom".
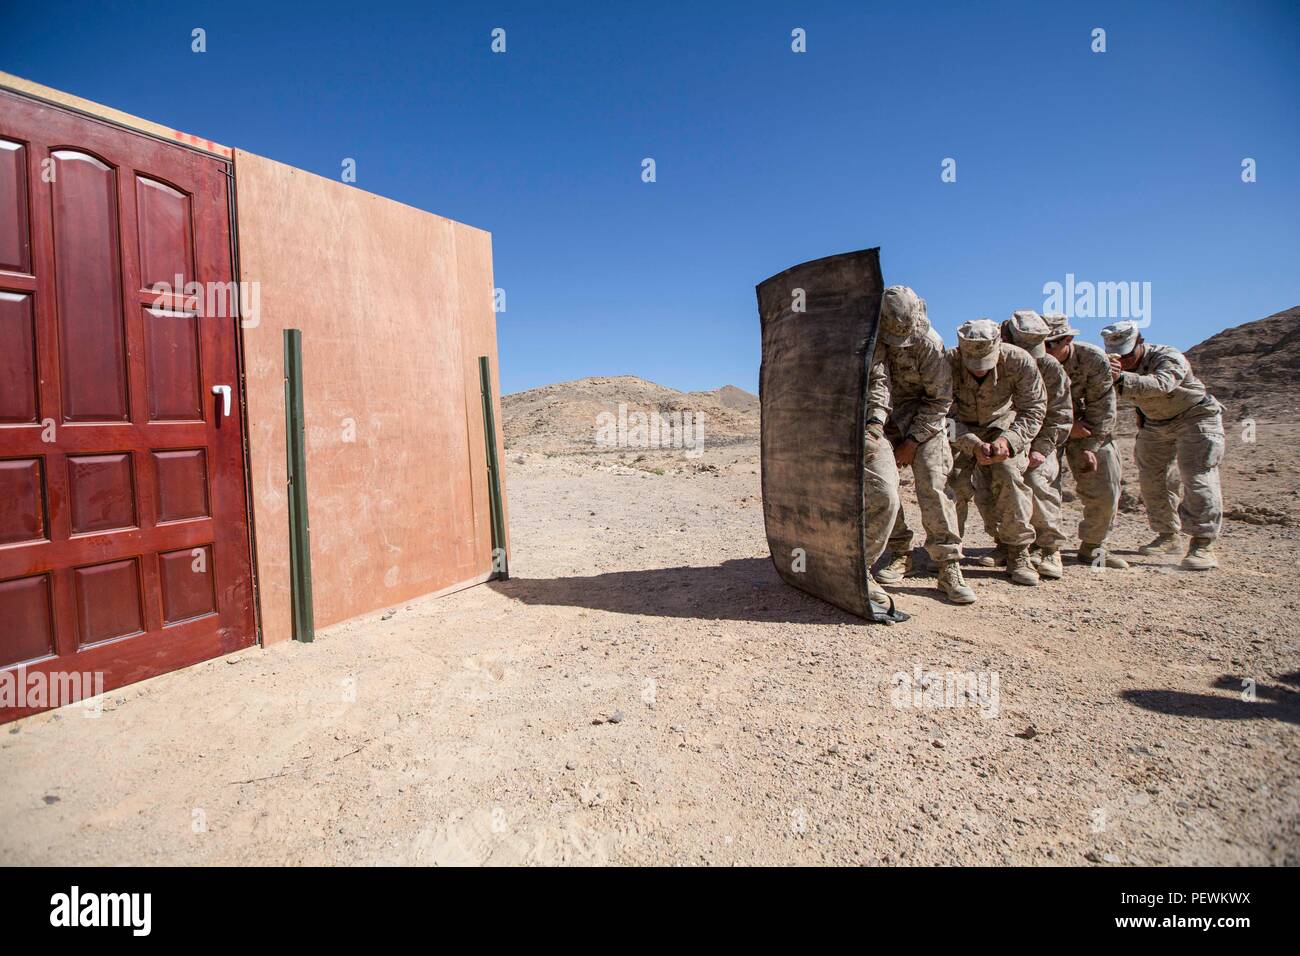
{"left": 502, "top": 376, "right": 759, "bottom": 453}
{"left": 1185, "top": 305, "right": 1300, "bottom": 420}
{"left": 689, "top": 384, "right": 761, "bottom": 414}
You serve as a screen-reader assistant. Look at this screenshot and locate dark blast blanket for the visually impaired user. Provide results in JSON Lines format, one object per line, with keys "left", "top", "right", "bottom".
{"left": 756, "top": 248, "right": 884, "bottom": 620}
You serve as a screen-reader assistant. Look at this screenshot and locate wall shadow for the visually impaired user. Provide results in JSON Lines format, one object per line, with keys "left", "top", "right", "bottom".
{"left": 487, "top": 557, "right": 866, "bottom": 625}
{"left": 1121, "top": 675, "right": 1300, "bottom": 725}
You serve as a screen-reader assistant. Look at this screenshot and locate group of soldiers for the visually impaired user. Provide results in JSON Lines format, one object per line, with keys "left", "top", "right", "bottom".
{"left": 862, "top": 286, "right": 1226, "bottom": 607}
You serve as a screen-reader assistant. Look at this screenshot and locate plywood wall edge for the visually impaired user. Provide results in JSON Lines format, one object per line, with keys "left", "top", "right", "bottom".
{"left": 231, "top": 147, "right": 491, "bottom": 239}
{"left": 0, "top": 71, "right": 233, "bottom": 160}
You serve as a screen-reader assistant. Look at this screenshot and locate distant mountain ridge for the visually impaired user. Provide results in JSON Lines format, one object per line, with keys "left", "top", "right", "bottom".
{"left": 500, "top": 306, "right": 1298, "bottom": 453}
{"left": 689, "top": 384, "right": 760, "bottom": 414}
{"left": 502, "top": 376, "right": 759, "bottom": 452}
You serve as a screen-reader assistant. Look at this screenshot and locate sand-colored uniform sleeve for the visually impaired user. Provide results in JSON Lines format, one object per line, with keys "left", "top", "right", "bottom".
{"left": 1118, "top": 347, "right": 1190, "bottom": 401}
{"left": 1075, "top": 346, "right": 1117, "bottom": 454}
{"left": 1033, "top": 355, "right": 1073, "bottom": 457}
{"left": 1002, "top": 347, "right": 1046, "bottom": 455}
{"left": 906, "top": 336, "right": 953, "bottom": 444}
{"left": 946, "top": 349, "right": 983, "bottom": 456}
{"left": 865, "top": 344, "right": 891, "bottom": 436}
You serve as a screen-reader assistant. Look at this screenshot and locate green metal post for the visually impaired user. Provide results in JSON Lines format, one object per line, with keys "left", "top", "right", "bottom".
{"left": 284, "top": 329, "right": 315, "bottom": 642}
{"left": 478, "top": 355, "right": 509, "bottom": 580}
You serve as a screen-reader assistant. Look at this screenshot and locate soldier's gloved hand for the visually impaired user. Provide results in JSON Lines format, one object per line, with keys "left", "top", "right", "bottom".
{"left": 894, "top": 437, "right": 919, "bottom": 468}
{"left": 1026, "top": 450, "right": 1047, "bottom": 471}
{"left": 1069, "top": 421, "right": 1092, "bottom": 440}
{"left": 1080, "top": 450, "right": 1099, "bottom": 473}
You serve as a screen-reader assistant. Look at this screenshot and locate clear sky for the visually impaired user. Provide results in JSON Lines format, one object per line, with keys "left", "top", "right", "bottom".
{"left": 4, "top": 1, "right": 1297, "bottom": 395}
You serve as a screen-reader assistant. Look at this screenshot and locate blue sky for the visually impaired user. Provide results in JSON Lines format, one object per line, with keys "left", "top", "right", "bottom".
{"left": 4, "top": 1, "right": 1297, "bottom": 395}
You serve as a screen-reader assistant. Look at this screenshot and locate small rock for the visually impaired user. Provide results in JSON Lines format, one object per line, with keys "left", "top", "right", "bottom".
{"left": 609, "top": 710, "right": 624, "bottom": 724}
{"left": 42, "top": 794, "right": 60, "bottom": 805}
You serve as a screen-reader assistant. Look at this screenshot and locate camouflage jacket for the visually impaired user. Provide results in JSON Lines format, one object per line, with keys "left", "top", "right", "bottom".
{"left": 1061, "top": 340, "right": 1117, "bottom": 454}
{"left": 881, "top": 325, "right": 952, "bottom": 444}
{"left": 1033, "top": 352, "right": 1073, "bottom": 457}
{"left": 946, "top": 344, "right": 1047, "bottom": 456}
{"left": 1117, "top": 343, "right": 1217, "bottom": 424}
{"left": 865, "top": 347, "right": 891, "bottom": 435}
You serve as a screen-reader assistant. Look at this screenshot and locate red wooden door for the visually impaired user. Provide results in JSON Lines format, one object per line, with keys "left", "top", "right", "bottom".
{"left": 0, "top": 91, "right": 255, "bottom": 721}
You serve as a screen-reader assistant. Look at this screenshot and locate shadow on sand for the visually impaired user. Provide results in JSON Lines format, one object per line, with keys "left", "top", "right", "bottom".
{"left": 487, "top": 556, "right": 869, "bottom": 625}
{"left": 1121, "top": 673, "right": 1300, "bottom": 725}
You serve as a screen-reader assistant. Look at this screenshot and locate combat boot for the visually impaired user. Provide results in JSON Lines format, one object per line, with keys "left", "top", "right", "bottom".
{"left": 1078, "top": 543, "right": 1129, "bottom": 570}
{"left": 1007, "top": 546, "right": 1040, "bottom": 586}
{"left": 866, "top": 570, "right": 889, "bottom": 605}
{"left": 975, "top": 544, "right": 1008, "bottom": 568}
{"left": 937, "top": 561, "right": 977, "bottom": 604}
{"left": 1139, "top": 533, "right": 1180, "bottom": 555}
{"left": 876, "top": 550, "right": 912, "bottom": 585}
{"left": 1182, "top": 537, "right": 1218, "bottom": 571}
{"left": 1035, "top": 549, "right": 1063, "bottom": 580}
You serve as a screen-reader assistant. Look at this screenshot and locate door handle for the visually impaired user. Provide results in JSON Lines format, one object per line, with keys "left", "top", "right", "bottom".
{"left": 212, "top": 385, "right": 232, "bottom": 417}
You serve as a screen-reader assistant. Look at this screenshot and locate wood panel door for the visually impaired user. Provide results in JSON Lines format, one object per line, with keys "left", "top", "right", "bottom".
{"left": 0, "top": 91, "right": 255, "bottom": 721}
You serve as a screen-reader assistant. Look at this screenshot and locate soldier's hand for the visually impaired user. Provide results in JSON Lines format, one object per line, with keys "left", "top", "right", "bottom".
{"left": 976, "top": 440, "right": 1010, "bottom": 465}
{"left": 1069, "top": 421, "right": 1092, "bottom": 440}
{"left": 895, "top": 437, "right": 919, "bottom": 468}
{"left": 1108, "top": 355, "right": 1123, "bottom": 380}
{"left": 1027, "top": 450, "right": 1047, "bottom": 471}
{"left": 1081, "top": 450, "right": 1099, "bottom": 473}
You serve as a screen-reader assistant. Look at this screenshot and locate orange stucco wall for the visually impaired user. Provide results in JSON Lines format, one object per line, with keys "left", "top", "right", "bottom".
{"left": 233, "top": 150, "right": 508, "bottom": 645}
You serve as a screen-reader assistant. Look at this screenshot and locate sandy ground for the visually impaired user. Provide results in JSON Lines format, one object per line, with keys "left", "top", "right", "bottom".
{"left": 2, "top": 425, "right": 1298, "bottom": 866}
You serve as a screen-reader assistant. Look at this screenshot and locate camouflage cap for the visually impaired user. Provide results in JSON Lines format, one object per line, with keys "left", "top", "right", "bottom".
{"left": 957, "top": 318, "right": 1002, "bottom": 372}
{"left": 1101, "top": 320, "right": 1141, "bottom": 355}
{"left": 1041, "top": 310, "right": 1081, "bottom": 341}
{"left": 879, "top": 285, "right": 925, "bottom": 346}
{"left": 1008, "top": 309, "right": 1051, "bottom": 358}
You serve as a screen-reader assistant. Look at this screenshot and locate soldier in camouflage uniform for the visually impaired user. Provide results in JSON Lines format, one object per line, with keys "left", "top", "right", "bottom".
{"left": 1102, "top": 320, "right": 1224, "bottom": 571}
{"left": 948, "top": 319, "right": 1048, "bottom": 586}
{"left": 983, "top": 312, "right": 1073, "bottom": 579}
{"left": 1042, "top": 312, "right": 1128, "bottom": 569}
{"left": 863, "top": 348, "right": 900, "bottom": 605}
{"left": 871, "top": 286, "right": 975, "bottom": 605}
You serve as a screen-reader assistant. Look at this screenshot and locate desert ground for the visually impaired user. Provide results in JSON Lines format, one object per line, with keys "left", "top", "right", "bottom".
{"left": 1, "top": 381, "right": 1297, "bottom": 865}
